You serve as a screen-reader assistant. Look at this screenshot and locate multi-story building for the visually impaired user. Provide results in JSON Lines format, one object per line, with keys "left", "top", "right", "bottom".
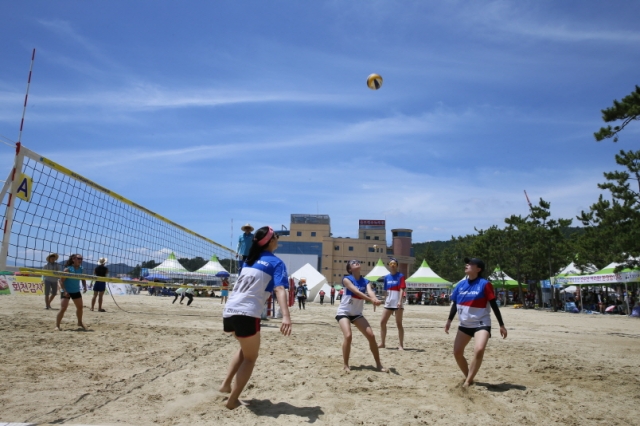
{"left": 275, "top": 214, "right": 415, "bottom": 286}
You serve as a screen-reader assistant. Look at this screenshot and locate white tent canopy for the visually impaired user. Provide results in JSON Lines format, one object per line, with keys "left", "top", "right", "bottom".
{"left": 290, "top": 263, "right": 328, "bottom": 303}
{"left": 364, "top": 259, "right": 390, "bottom": 282}
{"left": 555, "top": 261, "right": 598, "bottom": 277}
{"left": 406, "top": 260, "right": 451, "bottom": 289}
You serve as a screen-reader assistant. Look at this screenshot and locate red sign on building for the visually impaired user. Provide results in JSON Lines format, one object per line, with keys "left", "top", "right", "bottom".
{"left": 359, "top": 220, "right": 385, "bottom": 226}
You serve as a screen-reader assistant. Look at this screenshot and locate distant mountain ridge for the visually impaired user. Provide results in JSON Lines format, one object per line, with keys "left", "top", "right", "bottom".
{"left": 51, "top": 261, "right": 135, "bottom": 276}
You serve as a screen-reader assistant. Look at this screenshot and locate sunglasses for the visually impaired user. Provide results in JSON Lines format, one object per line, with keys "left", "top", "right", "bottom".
{"left": 348, "top": 260, "right": 361, "bottom": 265}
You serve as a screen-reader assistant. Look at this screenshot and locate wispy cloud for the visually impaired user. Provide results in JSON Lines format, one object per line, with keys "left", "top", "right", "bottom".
{"left": 459, "top": 1, "right": 640, "bottom": 43}
{"left": 38, "top": 109, "right": 469, "bottom": 171}
{"left": 29, "top": 86, "right": 345, "bottom": 111}
{"left": 37, "top": 19, "right": 123, "bottom": 69}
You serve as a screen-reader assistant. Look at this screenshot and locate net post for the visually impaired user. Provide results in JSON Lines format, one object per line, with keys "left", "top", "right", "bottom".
{"left": 0, "top": 143, "right": 25, "bottom": 271}
{"left": 0, "top": 168, "right": 15, "bottom": 206}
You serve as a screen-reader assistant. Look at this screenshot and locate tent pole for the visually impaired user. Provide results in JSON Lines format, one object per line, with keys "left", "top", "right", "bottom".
{"left": 624, "top": 282, "right": 630, "bottom": 315}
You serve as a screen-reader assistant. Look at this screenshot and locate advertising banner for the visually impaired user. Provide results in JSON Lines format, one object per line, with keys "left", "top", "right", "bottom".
{"left": 406, "top": 282, "right": 449, "bottom": 289}
{"left": 7, "top": 275, "right": 44, "bottom": 295}
{"left": 0, "top": 273, "right": 138, "bottom": 296}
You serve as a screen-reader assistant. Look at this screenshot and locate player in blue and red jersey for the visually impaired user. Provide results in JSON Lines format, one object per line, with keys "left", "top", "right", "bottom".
{"left": 335, "top": 260, "right": 386, "bottom": 372}
{"left": 445, "top": 258, "right": 507, "bottom": 387}
{"left": 378, "top": 258, "right": 407, "bottom": 350}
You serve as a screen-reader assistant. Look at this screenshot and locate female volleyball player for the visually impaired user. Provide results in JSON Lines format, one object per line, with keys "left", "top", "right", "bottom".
{"left": 445, "top": 258, "right": 507, "bottom": 387}
{"left": 55, "top": 254, "right": 87, "bottom": 331}
{"left": 220, "top": 276, "right": 229, "bottom": 304}
{"left": 336, "top": 260, "right": 386, "bottom": 372}
{"left": 219, "top": 226, "right": 292, "bottom": 409}
{"left": 91, "top": 257, "right": 108, "bottom": 312}
{"left": 378, "top": 258, "right": 406, "bottom": 350}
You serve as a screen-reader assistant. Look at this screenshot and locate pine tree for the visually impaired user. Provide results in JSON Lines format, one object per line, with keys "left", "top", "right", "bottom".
{"left": 594, "top": 85, "right": 640, "bottom": 142}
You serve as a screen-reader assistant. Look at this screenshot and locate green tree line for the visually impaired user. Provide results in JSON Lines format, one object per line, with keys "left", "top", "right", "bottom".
{"left": 129, "top": 257, "right": 235, "bottom": 278}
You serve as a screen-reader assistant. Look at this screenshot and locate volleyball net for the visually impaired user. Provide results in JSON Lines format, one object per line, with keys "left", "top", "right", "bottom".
{"left": 0, "top": 143, "right": 234, "bottom": 288}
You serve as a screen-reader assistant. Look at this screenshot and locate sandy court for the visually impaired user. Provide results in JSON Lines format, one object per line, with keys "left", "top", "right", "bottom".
{"left": 0, "top": 294, "right": 638, "bottom": 425}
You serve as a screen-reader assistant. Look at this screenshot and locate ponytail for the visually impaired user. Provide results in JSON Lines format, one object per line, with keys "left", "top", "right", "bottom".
{"left": 244, "top": 226, "right": 276, "bottom": 266}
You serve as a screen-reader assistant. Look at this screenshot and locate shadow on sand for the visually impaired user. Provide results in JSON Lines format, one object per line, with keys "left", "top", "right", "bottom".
{"left": 349, "top": 365, "right": 400, "bottom": 375}
{"left": 475, "top": 382, "right": 527, "bottom": 392}
{"left": 382, "top": 347, "right": 425, "bottom": 353}
{"left": 246, "top": 399, "right": 324, "bottom": 423}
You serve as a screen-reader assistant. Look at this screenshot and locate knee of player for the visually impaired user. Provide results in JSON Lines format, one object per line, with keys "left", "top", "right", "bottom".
{"left": 243, "top": 353, "right": 259, "bottom": 364}
{"left": 343, "top": 333, "right": 353, "bottom": 343}
{"left": 364, "top": 329, "right": 376, "bottom": 340}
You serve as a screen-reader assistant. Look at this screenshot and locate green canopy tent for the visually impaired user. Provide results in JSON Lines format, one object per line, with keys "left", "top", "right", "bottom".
{"left": 364, "top": 259, "right": 390, "bottom": 282}
{"left": 488, "top": 266, "right": 519, "bottom": 289}
{"left": 406, "top": 260, "right": 451, "bottom": 289}
{"left": 149, "top": 252, "right": 190, "bottom": 279}
{"left": 487, "top": 266, "right": 522, "bottom": 306}
{"left": 193, "top": 254, "right": 228, "bottom": 276}
{"left": 452, "top": 267, "right": 519, "bottom": 289}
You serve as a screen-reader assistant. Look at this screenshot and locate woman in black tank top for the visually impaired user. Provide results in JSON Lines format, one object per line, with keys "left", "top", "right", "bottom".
{"left": 91, "top": 258, "right": 109, "bottom": 312}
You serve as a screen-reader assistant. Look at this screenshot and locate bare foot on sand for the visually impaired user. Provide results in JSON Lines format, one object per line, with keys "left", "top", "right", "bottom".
{"left": 78, "top": 322, "right": 87, "bottom": 330}
{"left": 218, "top": 385, "right": 231, "bottom": 394}
{"left": 398, "top": 346, "right": 405, "bottom": 351}
{"left": 462, "top": 380, "right": 474, "bottom": 388}
{"left": 54, "top": 326, "right": 61, "bottom": 331}
{"left": 376, "top": 365, "right": 389, "bottom": 373}
{"left": 378, "top": 343, "right": 385, "bottom": 348}
{"left": 343, "top": 365, "right": 351, "bottom": 372}
{"left": 225, "top": 399, "right": 249, "bottom": 410}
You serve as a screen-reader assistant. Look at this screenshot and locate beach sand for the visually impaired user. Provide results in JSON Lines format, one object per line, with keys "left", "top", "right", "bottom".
{"left": 0, "top": 294, "right": 638, "bottom": 425}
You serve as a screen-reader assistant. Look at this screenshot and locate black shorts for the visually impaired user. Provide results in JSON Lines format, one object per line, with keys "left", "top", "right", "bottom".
{"left": 223, "top": 315, "right": 261, "bottom": 338}
{"left": 335, "top": 314, "right": 363, "bottom": 323}
{"left": 62, "top": 291, "right": 82, "bottom": 300}
{"left": 385, "top": 307, "right": 399, "bottom": 311}
{"left": 93, "top": 282, "right": 106, "bottom": 292}
{"left": 458, "top": 325, "right": 491, "bottom": 338}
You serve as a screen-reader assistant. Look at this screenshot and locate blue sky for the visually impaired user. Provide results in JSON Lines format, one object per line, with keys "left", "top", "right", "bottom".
{"left": 1, "top": 1, "right": 638, "bottom": 249}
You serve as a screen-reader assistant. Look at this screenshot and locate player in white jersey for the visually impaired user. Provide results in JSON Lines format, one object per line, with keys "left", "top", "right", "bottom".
{"left": 219, "top": 226, "right": 292, "bottom": 409}
{"left": 336, "top": 260, "right": 386, "bottom": 373}
{"left": 378, "top": 258, "right": 407, "bottom": 350}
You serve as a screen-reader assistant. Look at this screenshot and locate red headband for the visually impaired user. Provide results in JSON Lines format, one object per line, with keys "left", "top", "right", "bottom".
{"left": 256, "top": 227, "right": 274, "bottom": 247}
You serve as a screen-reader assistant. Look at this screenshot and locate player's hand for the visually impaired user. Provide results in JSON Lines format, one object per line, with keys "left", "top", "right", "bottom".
{"left": 372, "top": 299, "right": 382, "bottom": 306}
{"left": 280, "top": 317, "right": 292, "bottom": 336}
{"left": 444, "top": 320, "right": 451, "bottom": 334}
{"left": 500, "top": 325, "right": 507, "bottom": 339}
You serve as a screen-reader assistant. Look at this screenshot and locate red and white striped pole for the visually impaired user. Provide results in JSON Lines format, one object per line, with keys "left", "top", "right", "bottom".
{"left": 0, "top": 49, "right": 35, "bottom": 270}
{"left": 18, "top": 48, "right": 36, "bottom": 146}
